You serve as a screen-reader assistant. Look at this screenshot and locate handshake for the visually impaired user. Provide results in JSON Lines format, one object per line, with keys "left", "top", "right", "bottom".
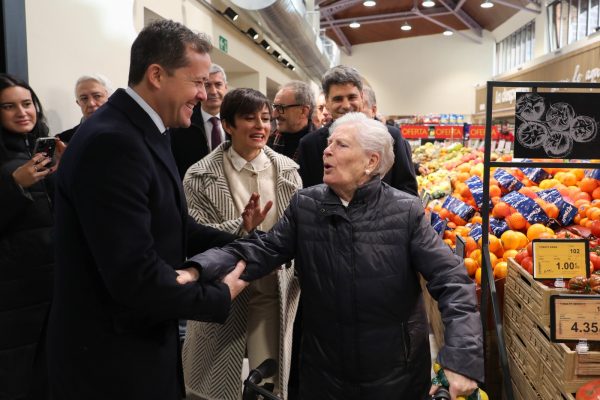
{"left": 175, "top": 260, "right": 249, "bottom": 300}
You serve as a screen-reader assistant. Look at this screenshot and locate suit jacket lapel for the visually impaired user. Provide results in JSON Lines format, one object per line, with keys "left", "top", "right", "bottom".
{"left": 108, "top": 89, "right": 185, "bottom": 213}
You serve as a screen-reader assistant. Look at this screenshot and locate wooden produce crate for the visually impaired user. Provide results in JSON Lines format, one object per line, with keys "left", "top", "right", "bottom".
{"left": 505, "top": 258, "right": 568, "bottom": 328}
{"left": 504, "top": 260, "right": 600, "bottom": 397}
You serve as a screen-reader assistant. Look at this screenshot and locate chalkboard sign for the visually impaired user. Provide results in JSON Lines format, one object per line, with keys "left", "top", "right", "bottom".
{"left": 514, "top": 92, "right": 599, "bottom": 159}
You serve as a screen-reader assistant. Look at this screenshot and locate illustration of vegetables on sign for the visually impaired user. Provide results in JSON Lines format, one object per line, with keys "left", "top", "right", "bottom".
{"left": 514, "top": 92, "right": 598, "bottom": 159}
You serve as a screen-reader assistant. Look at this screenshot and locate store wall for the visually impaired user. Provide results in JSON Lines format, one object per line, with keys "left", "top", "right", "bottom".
{"left": 340, "top": 32, "right": 495, "bottom": 118}
{"left": 24, "top": 0, "right": 303, "bottom": 135}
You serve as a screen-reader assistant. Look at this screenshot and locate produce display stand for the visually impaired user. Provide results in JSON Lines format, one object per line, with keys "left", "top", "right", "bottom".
{"left": 480, "top": 80, "right": 600, "bottom": 400}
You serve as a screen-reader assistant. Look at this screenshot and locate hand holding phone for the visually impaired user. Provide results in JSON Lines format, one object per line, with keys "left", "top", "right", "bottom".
{"left": 33, "top": 137, "right": 57, "bottom": 167}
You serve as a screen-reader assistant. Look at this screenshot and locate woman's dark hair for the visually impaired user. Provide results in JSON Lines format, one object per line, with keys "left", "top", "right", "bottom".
{"left": 0, "top": 73, "right": 49, "bottom": 162}
{"left": 220, "top": 88, "right": 272, "bottom": 128}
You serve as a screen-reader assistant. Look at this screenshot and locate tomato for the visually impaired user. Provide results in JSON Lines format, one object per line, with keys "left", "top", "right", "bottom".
{"left": 527, "top": 241, "right": 533, "bottom": 257}
{"left": 591, "top": 220, "right": 600, "bottom": 238}
{"left": 576, "top": 378, "right": 600, "bottom": 399}
{"left": 521, "top": 256, "right": 533, "bottom": 275}
{"left": 590, "top": 252, "right": 600, "bottom": 273}
{"left": 515, "top": 249, "right": 527, "bottom": 265}
{"left": 568, "top": 276, "right": 588, "bottom": 292}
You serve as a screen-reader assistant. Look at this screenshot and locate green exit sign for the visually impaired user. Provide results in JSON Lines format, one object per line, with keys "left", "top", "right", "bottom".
{"left": 219, "top": 35, "right": 228, "bottom": 53}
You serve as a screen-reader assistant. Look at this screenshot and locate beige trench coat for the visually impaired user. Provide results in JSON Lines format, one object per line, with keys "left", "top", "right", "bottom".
{"left": 181, "top": 143, "right": 301, "bottom": 400}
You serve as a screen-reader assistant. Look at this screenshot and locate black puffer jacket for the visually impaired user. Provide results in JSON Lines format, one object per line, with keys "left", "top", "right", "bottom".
{"left": 0, "top": 131, "right": 54, "bottom": 399}
{"left": 192, "top": 178, "right": 483, "bottom": 400}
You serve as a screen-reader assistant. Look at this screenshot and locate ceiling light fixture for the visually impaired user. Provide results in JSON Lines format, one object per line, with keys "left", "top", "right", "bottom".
{"left": 349, "top": 21, "right": 361, "bottom": 28}
{"left": 288, "top": 65, "right": 295, "bottom": 71}
{"left": 443, "top": 29, "right": 454, "bottom": 36}
{"left": 260, "top": 40, "right": 271, "bottom": 50}
{"left": 223, "top": 7, "right": 239, "bottom": 21}
{"left": 282, "top": 59, "right": 289, "bottom": 66}
{"left": 246, "top": 28, "right": 259, "bottom": 40}
{"left": 480, "top": 0, "right": 494, "bottom": 7}
{"left": 401, "top": 22, "right": 412, "bottom": 31}
{"left": 422, "top": 0, "right": 435, "bottom": 7}
{"left": 272, "top": 50, "right": 282, "bottom": 60}
{"left": 363, "top": 0, "right": 376, "bottom": 6}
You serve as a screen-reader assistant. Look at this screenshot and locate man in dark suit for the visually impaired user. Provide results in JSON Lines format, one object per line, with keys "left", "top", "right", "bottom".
{"left": 296, "top": 65, "right": 418, "bottom": 196}
{"left": 47, "top": 20, "right": 249, "bottom": 400}
{"left": 170, "top": 63, "right": 228, "bottom": 179}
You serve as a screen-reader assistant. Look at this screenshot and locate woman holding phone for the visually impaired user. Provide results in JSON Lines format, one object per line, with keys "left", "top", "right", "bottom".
{"left": 0, "top": 73, "right": 64, "bottom": 399}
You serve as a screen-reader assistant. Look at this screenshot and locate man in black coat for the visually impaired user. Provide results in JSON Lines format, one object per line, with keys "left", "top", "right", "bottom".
{"left": 297, "top": 65, "right": 418, "bottom": 196}
{"left": 170, "top": 63, "right": 228, "bottom": 179}
{"left": 47, "top": 20, "right": 248, "bottom": 400}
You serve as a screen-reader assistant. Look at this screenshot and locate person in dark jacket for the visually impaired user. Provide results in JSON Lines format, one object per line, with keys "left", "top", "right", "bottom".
{"left": 0, "top": 73, "right": 65, "bottom": 399}
{"left": 296, "top": 65, "right": 418, "bottom": 196}
{"left": 47, "top": 20, "right": 249, "bottom": 400}
{"left": 186, "top": 112, "right": 484, "bottom": 400}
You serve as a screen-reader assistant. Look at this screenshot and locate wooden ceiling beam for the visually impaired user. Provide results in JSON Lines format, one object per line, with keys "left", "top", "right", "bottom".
{"left": 437, "top": 0, "right": 483, "bottom": 36}
{"left": 326, "top": 15, "right": 354, "bottom": 55}
{"left": 320, "top": 8, "right": 451, "bottom": 28}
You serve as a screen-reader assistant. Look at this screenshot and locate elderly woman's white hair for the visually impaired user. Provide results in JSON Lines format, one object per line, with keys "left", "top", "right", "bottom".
{"left": 330, "top": 112, "right": 394, "bottom": 178}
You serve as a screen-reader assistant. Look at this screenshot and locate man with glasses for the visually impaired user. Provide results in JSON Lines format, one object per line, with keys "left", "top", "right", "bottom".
{"left": 170, "top": 63, "right": 228, "bottom": 179}
{"left": 268, "top": 80, "right": 315, "bottom": 161}
{"left": 57, "top": 74, "right": 112, "bottom": 143}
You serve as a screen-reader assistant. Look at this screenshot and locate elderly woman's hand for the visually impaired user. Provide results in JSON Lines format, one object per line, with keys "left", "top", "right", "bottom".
{"left": 241, "top": 192, "right": 273, "bottom": 233}
{"left": 429, "top": 368, "right": 478, "bottom": 400}
{"left": 12, "top": 153, "right": 52, "bottom": 188}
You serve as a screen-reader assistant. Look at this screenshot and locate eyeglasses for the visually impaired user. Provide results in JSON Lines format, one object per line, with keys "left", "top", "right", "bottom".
{"left": 272, "top": 103, "right": 304, "bottom": 114}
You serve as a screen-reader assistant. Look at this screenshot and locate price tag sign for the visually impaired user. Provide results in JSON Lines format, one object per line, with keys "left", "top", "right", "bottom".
{"left": 550, "top": 295, "right": 600, "bottom": 342}
{"left": 532, "top": 239, "right": 589, "bottom": 280}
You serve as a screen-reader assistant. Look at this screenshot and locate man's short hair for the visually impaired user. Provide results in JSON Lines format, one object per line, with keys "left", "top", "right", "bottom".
{"left": 128, "top": 20, "right": 212, "bottom": 86}
{"left": 220, "top": 88, "right": 272, "bottom": 129}
{"left": 74, "top": 74, "right": 113, "bottom": 97}
{"left": 280, "top": 80, "right": 315, "bottom": 118}
{"left": 362, "top": 85, "right": 377, "bottom": 109}
{"left": 209, "top": 63, "right": 227, "bottom": 83}
{"left": 321, "top": 65, "right": 363, "bottom": 98}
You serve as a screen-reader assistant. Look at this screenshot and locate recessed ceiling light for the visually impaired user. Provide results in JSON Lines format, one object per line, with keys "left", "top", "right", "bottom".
{"left": 246, "top": 28, "right": 259, "bottom": 40}
{"left": 363, "top": 0, "right": 376, "bottom": 6}
{"left": 401, "top": 22, "right": 412, "bottom": 31}
{"left": 223, "top": 7, "right": 238, "bottom": 21}
{"left": 422, "top": 0, "right": 435, "bottom": 7}
{"left": 443, "top": 29, "right": 453, "bottom": 36}
{"left": 480, "top": 0, "right": 494, "bottom": 7}
{"left": 349, "top": 21, "right": 361, "bottom": 29}
{"left": 260, "top": 40, "right": 271, "bottom": 51}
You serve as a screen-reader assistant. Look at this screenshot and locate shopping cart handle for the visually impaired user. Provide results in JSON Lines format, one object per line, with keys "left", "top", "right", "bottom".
{"left": 242, "top": 358, "right": 280, "bottom": 400}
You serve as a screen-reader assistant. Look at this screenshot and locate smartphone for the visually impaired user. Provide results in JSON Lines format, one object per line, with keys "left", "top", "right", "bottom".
{"left": 33, "top": 137, "right": 57, "bottom": 167}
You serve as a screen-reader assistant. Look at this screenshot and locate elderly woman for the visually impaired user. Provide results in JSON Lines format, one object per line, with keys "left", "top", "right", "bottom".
{"left": 181, "top": 88, "right": 301, "bottom": 400}
{"left": 188, "top": 112, "right": 483, "bottom": 400}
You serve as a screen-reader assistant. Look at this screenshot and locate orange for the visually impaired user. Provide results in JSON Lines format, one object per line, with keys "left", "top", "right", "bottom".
{"left": 469, "top": 249, "right": 482, "bottom": 266}
{"left": 586, "top": 207, "right": 600, "bottom": 219}
{"left": 464, "top": 236, "right": 478, "bottom": 255}
{"left": 502, "top": 249, "right": 519, "bottom": 260}
{"left": 443, "top": 238, "right": 453, "bottom": 247}
{"left": 489, "top": 185, "right": 501, "bottom": 198}
{"left": 539, "top": 178, "right": 560, "bottom": 189}
{"left": 527, "top": 223, "right": 548, "bottom": 241}
{"left": 494, "top": 261, "right": 508, "bottom": 279}
{"left": 570, "top": 168, "right": 585, "bottom": 181}
{"left": 464, "top": 257, "right": 478, "bottom": 276}
{"left": 579, "top": 177, "right": 599, "bottom": 194}
{"left": 452, "top": 214, "right": 467, "bottom": 226}
{"left": 593, "top": 187, "right": 600, "bottom": 200}
{"left": 475, "top": 267, "right": 482, "bottom": 286}
{"left": 561, "top": 172, "right": 577, "bottom": 187}
{"left": 492, "top": 202, "right": 512, "bottom": 219}
{"left": 506, "top": 212, "right": 527, "bottom": 231}
{"left": 573, "top": 191, "right": 592, "bottom": 202}
{"left": 501, "top": 230, "right": 528, "bottom": 250}
{"left": 470, "top": 215, "right": 483, "bottom": 224}
{"left": 543, "top": 203, "right": 560, "bottom": 220}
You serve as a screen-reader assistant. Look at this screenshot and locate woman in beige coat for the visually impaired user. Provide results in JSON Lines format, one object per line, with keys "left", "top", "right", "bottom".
{"left": 182, "top": 88, "right": 301, "bottom": 400}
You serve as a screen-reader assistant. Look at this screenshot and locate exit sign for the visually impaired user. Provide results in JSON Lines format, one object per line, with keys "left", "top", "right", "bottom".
{"left": 219, "top": 35, "right": 228, "bottom": 53}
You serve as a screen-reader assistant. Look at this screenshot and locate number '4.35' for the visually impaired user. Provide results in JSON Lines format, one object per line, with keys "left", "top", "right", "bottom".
{"left": 571, "top": 322, "right": 599, "bottom": 333}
